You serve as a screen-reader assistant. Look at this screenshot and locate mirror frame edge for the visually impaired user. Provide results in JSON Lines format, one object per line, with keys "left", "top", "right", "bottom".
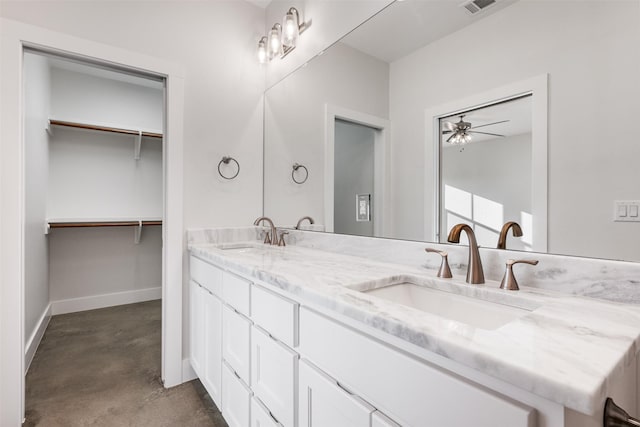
{"left": 425, "top": 73, "right": 548, "bottom": 252}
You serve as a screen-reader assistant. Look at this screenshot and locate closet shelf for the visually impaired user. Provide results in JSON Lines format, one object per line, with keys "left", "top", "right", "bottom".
{"left": 45, "top": 218, "right": 162, "bottom": 244}
{"left": 48, "top": 219, "right": 162, "bottom": 228}
{"left": 48, "top": 119, "right": 163, "bottom": 139}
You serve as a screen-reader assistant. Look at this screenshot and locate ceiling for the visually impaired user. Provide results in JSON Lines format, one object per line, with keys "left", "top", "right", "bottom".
{"left": 341, "top": 0, "right": 517, "bottom": 63}
{"left": 245, "top": 0, "right": 272, "bottom": 9}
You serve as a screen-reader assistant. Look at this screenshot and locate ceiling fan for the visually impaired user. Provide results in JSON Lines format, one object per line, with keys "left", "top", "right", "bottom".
{"left": 442, "top": 115, "right": 509, "bottom": 145}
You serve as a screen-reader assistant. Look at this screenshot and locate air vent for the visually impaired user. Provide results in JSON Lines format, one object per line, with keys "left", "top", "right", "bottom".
{"left": 462, "top": 0, "right": 496, "bottom": 14}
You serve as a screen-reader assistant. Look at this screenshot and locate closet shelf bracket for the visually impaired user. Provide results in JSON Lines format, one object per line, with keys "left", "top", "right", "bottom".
{"left": 134, "top": 131, "right": 142, "bottom": 160}
{"left": 134, "top": 220, "right": 143, "bottom": 244}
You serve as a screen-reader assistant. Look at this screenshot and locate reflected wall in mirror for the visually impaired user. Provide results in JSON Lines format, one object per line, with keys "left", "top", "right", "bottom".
{"left": 263, "top": 0, "right": 640, "bottom": 262}
{"left": 439, "top": 95, "right": 535, "bottom": 251}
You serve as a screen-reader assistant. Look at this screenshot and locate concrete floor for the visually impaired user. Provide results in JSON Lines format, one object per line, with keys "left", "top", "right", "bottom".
{"left": 25, "top": 300, "right": 227, "bottom": 427}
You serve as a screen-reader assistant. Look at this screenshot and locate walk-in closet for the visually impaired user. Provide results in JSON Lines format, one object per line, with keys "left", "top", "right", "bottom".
{"left": 23, "top": 49, "right": 165, "bottom": 379}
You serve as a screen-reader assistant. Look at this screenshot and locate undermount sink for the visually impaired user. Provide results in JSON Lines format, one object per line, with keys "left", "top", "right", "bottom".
{"left": 215, "top": 242, "right": 266, "bottom": 251}
{"left": 362, "top": 282, "right": 533, "bottom": 330}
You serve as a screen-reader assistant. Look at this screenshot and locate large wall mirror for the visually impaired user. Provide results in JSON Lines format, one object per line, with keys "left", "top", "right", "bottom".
{"left": 263, "top": 0, "right": 640, "bottom": 262}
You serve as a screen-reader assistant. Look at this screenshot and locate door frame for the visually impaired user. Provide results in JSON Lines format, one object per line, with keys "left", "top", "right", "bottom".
{"left": 1, "top": 18, "right": 186, "bottom": 425}
{"left": 324, "top": 104, "right": 391, "bottom": 236}
{"left": 424, "top": 74, "right": 548, "bottom": 252}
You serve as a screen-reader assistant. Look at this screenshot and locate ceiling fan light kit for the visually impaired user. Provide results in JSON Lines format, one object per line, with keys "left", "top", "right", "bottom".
{"left": 443, "top": 115, "right": 508, "bottom": 145}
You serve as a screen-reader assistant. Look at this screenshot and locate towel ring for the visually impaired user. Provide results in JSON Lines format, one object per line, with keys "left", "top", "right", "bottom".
{"left": 218, "top": 156, "right": 240, "bottom": 180}
{"left": 292, "top": 163, "right": 308, "bottom": 184}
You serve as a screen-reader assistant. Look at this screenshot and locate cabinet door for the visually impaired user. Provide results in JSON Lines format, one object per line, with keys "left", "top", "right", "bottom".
{"left": 372, "top": 411, "right": 400, "bottom": 427}
{"left": 251, "top": 325, "right": 297, "bottom": 427}
{"left": 203, "top": 289, "right": 223, "bottom": 408}
{"left": 190, "top": 280, "right": 204, "bottom": 377}
{"left": 223, "top": 305, "right": 252, "bottom": 384}
{"left": 222, "top": 363, "right": 251, "bottom": 427}
{"left": 298, "top": 359, "right": 374, "bottom": 427}
{"left": 251, "top": 397, "right": 283, "bottom": 427}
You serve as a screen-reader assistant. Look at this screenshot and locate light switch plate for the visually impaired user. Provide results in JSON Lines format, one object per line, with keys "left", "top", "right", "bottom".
{"left": 614, "top": 200, "right": 640, "bottom": 222}
{"left": 356, "top": 194, "right": 371, "bottom": 222}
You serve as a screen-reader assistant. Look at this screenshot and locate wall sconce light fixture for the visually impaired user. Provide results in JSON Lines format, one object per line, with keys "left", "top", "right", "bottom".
{"left": 258, "top": 7, "right": 310, "bottom": 64}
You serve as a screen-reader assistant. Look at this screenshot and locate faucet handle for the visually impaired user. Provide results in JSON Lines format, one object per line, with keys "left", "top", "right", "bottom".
{"left": 277, "top": 230, "right": 289, "bottom": 247}
{"left": 425, "top": 248, "right": 452, "bottom": 278}
{"left": 500, "top": 259, "right": 539, "bottom": 291}
{"left": 260, "top": 229, "right": 272, "bottom": 245}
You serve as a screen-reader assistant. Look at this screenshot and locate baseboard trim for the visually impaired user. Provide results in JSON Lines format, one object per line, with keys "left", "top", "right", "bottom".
{"left": 51, "top": 287, "right": 161, "bottom": 315}
{"left": 182, "top": 358, "right": 197, "bottom": 383}
{"left": 25, "top": 303, "right": 51, "bottom": 373}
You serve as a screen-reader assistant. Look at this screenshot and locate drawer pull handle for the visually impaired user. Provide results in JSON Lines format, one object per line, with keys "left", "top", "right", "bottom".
{"left": 604, "top": 398, "right": 640, "bottom": 427}
{"left": 256, "top": 345, "right": 261, "bottom": 382}
{"left": 307, "top": 386, "right": 313, "bottom": 427}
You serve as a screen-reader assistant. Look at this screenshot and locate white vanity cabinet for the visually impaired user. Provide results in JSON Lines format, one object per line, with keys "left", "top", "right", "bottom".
{"left": 223, "top": 304, "right": 252, "bottom": 384}
{"left": 223, "top": 362, "right": 252, "bottom": 427}
{"left": 371, "top": 412, "right": 400, "bottom": 427}
{"left": 299, "top": 307, "right": 536, "bottom": 427}
{"left": 189, "top": 279, "right": 223, "bottom": 407}
{"left": 189, "top": 254, "right": 556, "bottom": 427}
{"left": 189, "top": 255, "right": 224, "bottom": 408}
{"left": 251, "top": 397, "right": 283, "bottom": 427}
{"left": 298, "top": 359, "right": 375, "bottom": 427}
{"left": 251, "top": 325, "right": 298, "bottom": 427}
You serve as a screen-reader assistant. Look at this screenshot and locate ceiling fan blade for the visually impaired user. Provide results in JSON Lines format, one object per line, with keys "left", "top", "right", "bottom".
{"left": 442, "top": 130, "right": 453, "bottom": 134}
{"left": 470, "top": 120, "right": 510, "bottom": 130}
{"left": 442, "top": 121, "right": 457, "bottom": 131}
{"left": 468, "top": 131, "right": 505, "bottom": 137}
{"left": 446, "top": 133, "right": 456, "bottom": 143}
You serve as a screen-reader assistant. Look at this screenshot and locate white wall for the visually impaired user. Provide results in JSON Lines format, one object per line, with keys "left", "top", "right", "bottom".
{"left": 0, "top": 0, "right": 266, "bottom": 360}
{"left": 50, "top": 67, "right": 163, "bottom": 132}
{"left": 390, "top": 0, "right": 640, "bottom": 261}
{"left": 48, "top": 67, "right": 163, "bottom": 219}
{"left": 48, "top": 226, "right": 162, "bottom": 309}
{"left": 265, "top": 0, "right": 393, "bottom": 88}
{"left": 23, "top": 52, "right": 50, "bottom": 352}
{"left": 264, "top": 42, "right": 388, "bottom": 226}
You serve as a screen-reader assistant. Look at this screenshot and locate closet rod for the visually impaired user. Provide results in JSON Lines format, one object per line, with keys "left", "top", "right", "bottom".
{"left": 49, "top": 119, "right": 163, "bottom": 139}
{"left": 48, "top": 220, "right": 162, "bottom": 228}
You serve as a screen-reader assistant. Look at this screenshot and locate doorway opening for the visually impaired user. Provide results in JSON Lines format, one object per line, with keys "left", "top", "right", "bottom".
{"left": 22, "top": 49, "right": 166, "bottom": 422}
{"left": 334, "top": 119, "right": 377, "bottom": 237}
{"left": 324, "top": 105, "right": 391, "bottom": 237}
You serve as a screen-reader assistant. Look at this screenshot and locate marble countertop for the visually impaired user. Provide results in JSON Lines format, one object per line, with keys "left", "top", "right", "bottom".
{"left": 189, "top": 240, "right": 640, "bottom": 416}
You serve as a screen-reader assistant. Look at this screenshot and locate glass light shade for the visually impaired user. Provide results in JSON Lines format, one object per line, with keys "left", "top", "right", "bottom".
{"left": 268, "top": 26, "right": 282, "bottom": 59}
{"left": 282, "top": 11, "right": 299, "bottom": 47}
{"left": 257, "top": 38, "right": 267, "bottom": 64}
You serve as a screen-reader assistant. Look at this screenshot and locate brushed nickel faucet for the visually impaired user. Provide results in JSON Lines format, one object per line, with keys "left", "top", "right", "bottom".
{"left": 253, "top": 216, "right": 277, "bottom": 245}
{"left": 447, "top": 224, "right": 484, "bottom": 284}
{"left": 295, "top": 216, "right": 314, "bottom": 230}
{"left": 425, "top": 248, "right": 452, "bottom": 278}
{"left": 497, "top": 221, "right": 523, "bottom": 249}
{"left": 499, "top": 259, "right": 538, "bottom": 291}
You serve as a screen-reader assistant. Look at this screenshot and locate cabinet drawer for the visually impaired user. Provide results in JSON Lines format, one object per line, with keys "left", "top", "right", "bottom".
{"left": 372, "top": 411, "right": 400, "bottom": 427}
{"left": 223, "top": 271, "right": 251, "bottom": 316}
{"left": 222, "top": 362, "right": 251, "bottom": 427}
{"left": 299, "top": 308, "right": 536, "bottom": 427}
{"left": 190, "top": 256, "right": 222, "bottom": 297}
{"left": 223, "top": 304, "right": 251, "bottom": 384}
{"left": 251, "top": 285, "right": 298, "bottom": 348}
{"left": 251, "top": 325, "right": 298, "bottom": 427}
{"left": 251, "top": 397, "right": 283, "bottom": 427}
{"left": 298, "top": 359, "right": 374, "bottom": 427}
